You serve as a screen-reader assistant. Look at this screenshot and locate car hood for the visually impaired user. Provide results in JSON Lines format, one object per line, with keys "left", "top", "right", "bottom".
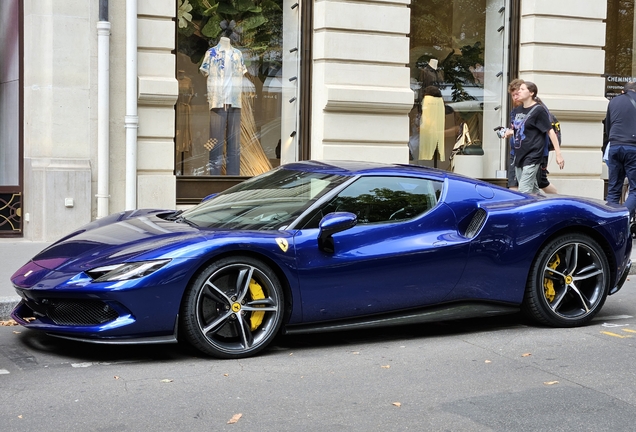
{"left": 19, "top": 209, "right": 205, "bottom": 274}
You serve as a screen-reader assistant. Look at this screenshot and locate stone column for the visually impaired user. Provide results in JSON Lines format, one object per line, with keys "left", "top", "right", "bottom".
{"left": 311, "top": 0, "right": 414, "bottom": 163}
{"left": 135, "top": 2, "right": 178, "bottom": 209}
{"left": 519, "top": 0, "right": 608, "bottom": 198}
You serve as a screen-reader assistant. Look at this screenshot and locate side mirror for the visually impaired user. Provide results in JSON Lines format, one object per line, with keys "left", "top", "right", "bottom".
{"left": 318, "top": 212, "right": 357, "bottom": 253}
{"left": 201, "top": 193, "right": 218, "bottom": 203}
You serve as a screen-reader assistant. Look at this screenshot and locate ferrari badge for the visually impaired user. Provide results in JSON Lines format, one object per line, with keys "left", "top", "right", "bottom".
{"left": 276, "top": 238, "right": 289, "bottom": 252}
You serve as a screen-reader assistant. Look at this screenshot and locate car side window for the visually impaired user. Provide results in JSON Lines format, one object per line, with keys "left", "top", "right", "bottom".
{"left": 302, "top": 176, "right": 443, "bottom": 228}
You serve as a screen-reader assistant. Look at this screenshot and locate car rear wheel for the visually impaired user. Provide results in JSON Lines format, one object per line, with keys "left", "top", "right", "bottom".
{"left": 523, "top": 233, "right": 610, "bottom": 327}
{"left": 180, "top": 256, "right": 284, "bottom": 358}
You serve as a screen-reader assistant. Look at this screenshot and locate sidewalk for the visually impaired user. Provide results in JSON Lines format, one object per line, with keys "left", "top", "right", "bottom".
{"left": 2, "top": 239, "right": 636, "bottom": 320}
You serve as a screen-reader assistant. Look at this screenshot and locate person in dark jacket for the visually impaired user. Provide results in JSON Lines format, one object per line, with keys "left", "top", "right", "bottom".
{"left": 605, "top": 81, "right": 636, "bottom": 214}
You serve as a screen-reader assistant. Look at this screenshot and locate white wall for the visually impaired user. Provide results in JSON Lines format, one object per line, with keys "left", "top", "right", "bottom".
{"left": 310, "top": 0, "right": 414, "bottom": 163}
{"left": 22, "top": 0, "right": 94, "bottom": 240}
{"left": 21, "top": 1, "right": 177, "bottom": 241}
{"left": 136, "top": 2, "right": 177, "bottom": 210}
{"left": 519, "top": 0, "right": 608, "bottom": 198}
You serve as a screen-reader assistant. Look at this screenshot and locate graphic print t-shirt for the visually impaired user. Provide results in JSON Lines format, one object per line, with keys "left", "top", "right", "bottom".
{"left": 509, "top": 105, "right": 522, "bottom": 156}
{"left": 512, "top": 104, "right": 552, "bottom": 168}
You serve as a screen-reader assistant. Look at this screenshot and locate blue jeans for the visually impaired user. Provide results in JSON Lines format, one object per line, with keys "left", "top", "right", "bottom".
{"left": 209, "top": 107, "right": 241, "bottom": 175}
{"left": 607, "top": 144, "right": 636, "bottom": 214}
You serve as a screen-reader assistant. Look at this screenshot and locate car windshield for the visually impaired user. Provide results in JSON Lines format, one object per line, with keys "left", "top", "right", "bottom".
{"left": 179, "top": 167, "right": 349, "bottom": 230}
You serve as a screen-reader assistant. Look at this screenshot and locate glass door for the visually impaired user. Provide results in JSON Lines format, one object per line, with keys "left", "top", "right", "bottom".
{"left": 0, "top": 0, "right": 23, "bottom": 236}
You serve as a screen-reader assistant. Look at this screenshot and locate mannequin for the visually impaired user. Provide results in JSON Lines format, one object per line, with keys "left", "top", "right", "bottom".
{"left": 199, "top": 36, "right": 247, "bottom": 175}
{"left": 219, "top": 35, "right": 231, "bottom": 49}
{"left": 176, "top": 69, "right": 193, "bottom": 174}
{"left": 419, "top": 57, "right": 443, "bottom": 96}
{"left": 419, "top": 85, "right": 446, "bottom": 162}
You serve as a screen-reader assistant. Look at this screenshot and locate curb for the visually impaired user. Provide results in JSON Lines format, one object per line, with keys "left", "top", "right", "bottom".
{"left": 0, "top": 296, "right": 19, "bottom": 321}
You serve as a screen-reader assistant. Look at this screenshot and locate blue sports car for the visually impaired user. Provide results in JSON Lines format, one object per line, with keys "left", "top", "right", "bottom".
{"left": 10, "top": 161, "right": 632, "bottom": 358}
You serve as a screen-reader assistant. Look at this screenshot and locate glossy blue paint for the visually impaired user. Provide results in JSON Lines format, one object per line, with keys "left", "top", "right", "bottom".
{"left": 293, "top": 203, "right": 468, "bottom": 322}
{"left": 9, "top": 160, "right": 632, "bottom": 346}
{"left": 201, "top": 193, "right": 218, "bottom": 202}
{"left": 317, "top": 211, "right": 358, "bottom": 252}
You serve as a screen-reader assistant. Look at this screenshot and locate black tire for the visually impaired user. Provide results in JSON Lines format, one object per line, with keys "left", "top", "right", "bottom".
{"left": 523, "top": 233, "right": 610, "bottom": 327}
{"left": 180, "top": 256, "right": 284, "bottom": 359}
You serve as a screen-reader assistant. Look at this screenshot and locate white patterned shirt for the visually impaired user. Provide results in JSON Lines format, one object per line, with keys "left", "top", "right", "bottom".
{"left": 199, "top": 43, "right": 247, "bottom": 109}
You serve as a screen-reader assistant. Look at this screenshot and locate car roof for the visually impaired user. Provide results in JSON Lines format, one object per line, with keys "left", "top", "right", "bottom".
{"left": 282, "top": 160, "right": 449, "bottom": 181}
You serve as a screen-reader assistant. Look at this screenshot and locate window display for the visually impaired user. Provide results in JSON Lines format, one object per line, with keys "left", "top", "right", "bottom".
{"left": 409, "top": 0, "right": 508, "bottom": 173}
{"left": 176, "top": 0, "right": 287, "bottom": 177}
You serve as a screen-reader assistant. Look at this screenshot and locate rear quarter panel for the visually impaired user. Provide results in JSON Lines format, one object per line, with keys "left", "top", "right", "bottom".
{"left": 442, "top": 180, "right": 630, "bottom": 304}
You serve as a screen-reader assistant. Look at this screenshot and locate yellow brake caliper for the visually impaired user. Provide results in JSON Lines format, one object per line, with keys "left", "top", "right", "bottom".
{"left": 543, "top": 254, "right": 560, "bottom": 303}
{"left": 248, "top": 279, "right": 265, "bottom": 331}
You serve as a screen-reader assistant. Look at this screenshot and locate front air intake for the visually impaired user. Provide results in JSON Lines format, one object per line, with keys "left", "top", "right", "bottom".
{"left": 47, "top": 300, "right": 119, "bottom": 326}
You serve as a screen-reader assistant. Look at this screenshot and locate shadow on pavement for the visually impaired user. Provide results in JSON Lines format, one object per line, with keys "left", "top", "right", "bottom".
{"left": 11, "top": 312, "right": 532, "bottom": 362}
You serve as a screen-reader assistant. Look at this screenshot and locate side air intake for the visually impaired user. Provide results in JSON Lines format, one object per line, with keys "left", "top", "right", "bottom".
{"left": 464, "top": 208, "right": 487, "bottom": 238}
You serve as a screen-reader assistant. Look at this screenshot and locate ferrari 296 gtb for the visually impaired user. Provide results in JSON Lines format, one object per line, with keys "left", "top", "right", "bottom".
{"left": 10, "top": 161, "right": 632, "bottom": 358}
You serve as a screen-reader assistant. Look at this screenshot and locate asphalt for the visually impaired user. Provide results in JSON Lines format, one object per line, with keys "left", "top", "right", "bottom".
{"left": 1, "top": 238, "right": 636, "bottom": 321}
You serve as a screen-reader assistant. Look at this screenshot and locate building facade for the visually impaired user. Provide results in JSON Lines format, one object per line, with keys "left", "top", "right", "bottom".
{"left": 0, "top": 0, "right": 626, "bottom": 240}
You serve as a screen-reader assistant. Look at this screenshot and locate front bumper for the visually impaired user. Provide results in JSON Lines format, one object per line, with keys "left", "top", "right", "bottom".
{"left": 11, "top": 292, "right": 134, "bottom": 332}
{"left": 10, "top": 257, "right": 196, "bottom": 340}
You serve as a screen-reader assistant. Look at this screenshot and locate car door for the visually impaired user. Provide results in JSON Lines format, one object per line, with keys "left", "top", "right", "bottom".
{"left": 292, "top": 176, "right": 471, "bottom": 323}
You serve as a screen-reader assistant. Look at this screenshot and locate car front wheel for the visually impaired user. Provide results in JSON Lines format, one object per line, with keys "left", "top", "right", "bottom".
{"left": 180, "top": 256, "right": 284, "bottom": 358}
{"left": 523, "top": 233, "right": 610, "bottom": 327}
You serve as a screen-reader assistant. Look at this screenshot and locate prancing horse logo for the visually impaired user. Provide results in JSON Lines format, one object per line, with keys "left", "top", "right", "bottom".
{"left": 276, "top": 238, "right": 289, "bottom": 252}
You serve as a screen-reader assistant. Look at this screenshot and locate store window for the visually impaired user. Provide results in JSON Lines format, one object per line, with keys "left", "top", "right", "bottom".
{"left": 605, "top": 0, "right": 635, "bottom": 99}
{"left": 408, "top": 0, "right": 509, "bottom": 173}
{"left": 0, "top": 0, "right": 20, "bottom": 187}
{"left": 176, "top": 0, "right": 299, "bottom": 178}
{"left": 0, "top": 0, "right": 23, "bottom": 236}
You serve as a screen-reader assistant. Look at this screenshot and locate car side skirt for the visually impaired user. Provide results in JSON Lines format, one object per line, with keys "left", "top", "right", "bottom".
{"left": 282, "top": 301, "right": 520, "bottom": 335}
{"left": 47, "top": 333, "right": 178, "bottom": 345}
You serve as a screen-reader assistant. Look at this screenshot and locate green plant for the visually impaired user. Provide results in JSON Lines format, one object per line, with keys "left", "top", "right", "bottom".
{"left": 177, "top": 0, "right": 282, "bottom": 66}
{"left": 439, "top": 42, "right": 484, "bottom": 102}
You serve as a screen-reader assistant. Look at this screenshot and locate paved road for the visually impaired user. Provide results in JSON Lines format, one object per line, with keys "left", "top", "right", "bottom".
{"left": 1, "top": 279, "right": 636, "bottom": 431}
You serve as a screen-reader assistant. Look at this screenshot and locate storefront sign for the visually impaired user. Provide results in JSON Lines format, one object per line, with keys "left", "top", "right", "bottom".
{"left": 605, "top": 75, "right": 636, "bottom": 99}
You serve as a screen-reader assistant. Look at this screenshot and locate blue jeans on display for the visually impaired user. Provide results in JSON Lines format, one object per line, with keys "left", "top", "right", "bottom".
{"left": 607, "top": 143, "right": 636, "bottom": 214}
{"left": 209, "top": 107, "right": 241, "bottom": 175}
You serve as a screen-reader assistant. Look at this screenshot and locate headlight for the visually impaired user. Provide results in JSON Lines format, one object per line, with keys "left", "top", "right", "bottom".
{"left": 86, "top": 259, "right": 171, "bottom": 282}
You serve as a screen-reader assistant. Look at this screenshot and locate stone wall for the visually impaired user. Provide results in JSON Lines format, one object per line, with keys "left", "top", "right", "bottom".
{"left": 22, "top": 1, "right": 94, "bottom": 240}
{"left": 519, "top": 0, "right": 608, "bottom": 198}
{"left": 136, "top": 1, "right": 177, "bottom": 210}
{"left": 310, "top": 0, "right": 414, "bottom": 162}
{"left": 21, "top": 1, "right": 177, "bottom": 241}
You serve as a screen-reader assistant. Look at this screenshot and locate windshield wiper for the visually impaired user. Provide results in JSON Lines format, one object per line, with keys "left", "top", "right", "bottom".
{"left": 164, "top": 209, "right": 184, "bottom": 221}
{"left": 174, "top": 215, "right": 199, "bottom": 228}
